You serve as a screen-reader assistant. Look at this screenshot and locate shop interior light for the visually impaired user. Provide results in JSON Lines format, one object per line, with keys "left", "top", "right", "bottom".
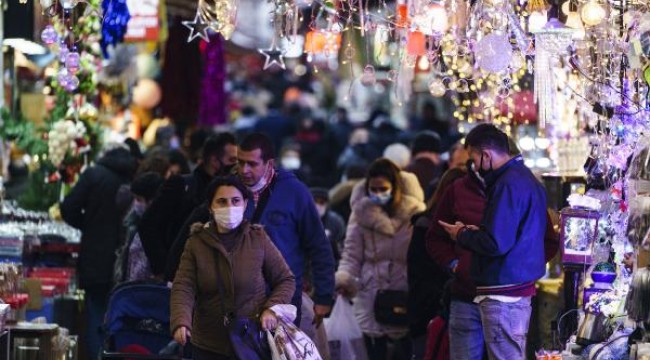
{"left": 581, "top": 0, "right": 606, "bottom": 26}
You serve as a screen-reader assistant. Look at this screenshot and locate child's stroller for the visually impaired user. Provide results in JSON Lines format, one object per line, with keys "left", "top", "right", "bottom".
{"left": 101, "top": 281, "right": 181, "bottom": 359}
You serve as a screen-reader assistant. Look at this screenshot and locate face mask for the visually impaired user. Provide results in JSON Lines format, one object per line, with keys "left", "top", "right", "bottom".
{"left": 478, "top": 153, "right": 493, "bottom": 178}
{"left": 281, "top": 156, "right": 301, "bottom": 170}
{"left": 315, "top": 204, "right": 327, "bottom": 218}
{"left": 220, "top": 163, "right": 236, "bottom": 176}
{"left": 248, "top": 164, "right": 271, "bottom": 193}
{"left": 132, "top": 201, "right": 146, "bottom": 216}
{"left": 369, "top": 191, "right": 392, "bottom": 206}
{"left": 212, "top": 206, "right": 245, "bottom": 230}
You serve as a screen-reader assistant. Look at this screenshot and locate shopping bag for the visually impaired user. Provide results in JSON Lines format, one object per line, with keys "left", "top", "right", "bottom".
{"left": 323, "top": 296, "right": 368, "bottom": 360}
{"left": 268, "top": 305, "right": 323, "bottom": 360}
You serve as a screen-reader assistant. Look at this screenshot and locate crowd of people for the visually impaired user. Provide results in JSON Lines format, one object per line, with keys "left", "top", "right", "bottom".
{"left": 60, "top": 99, "right": 558, "bottom": 360}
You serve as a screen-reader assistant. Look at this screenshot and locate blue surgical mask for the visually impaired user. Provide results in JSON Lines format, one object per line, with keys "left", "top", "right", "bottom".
{"left": 369, "top": 191, "right": 392, "bottom": 205}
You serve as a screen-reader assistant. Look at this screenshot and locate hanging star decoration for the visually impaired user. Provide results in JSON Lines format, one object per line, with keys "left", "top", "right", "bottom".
{"left": 183, "top": 10, "right": 210, "bottom": 43}
{"left": 258, "top": 41, "right": 286, "bottom": 70}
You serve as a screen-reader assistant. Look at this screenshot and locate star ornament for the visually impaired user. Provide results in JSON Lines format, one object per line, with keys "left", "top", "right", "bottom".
{"left": 183, "top": 11, "right": 210, "bottom": 43}
{"left": 258, "top": 44, "right": 286, "bottom": 70}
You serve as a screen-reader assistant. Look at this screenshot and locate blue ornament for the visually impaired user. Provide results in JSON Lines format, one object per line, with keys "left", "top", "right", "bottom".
{"left": 100, "top": 0, "right": 131, "bottom": 58}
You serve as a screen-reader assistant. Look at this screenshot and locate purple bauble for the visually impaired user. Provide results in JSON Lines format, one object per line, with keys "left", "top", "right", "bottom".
{"left": 64, "top": 75, "right": 79, "bottom": 92}
{"left": 58, "top": 46, "right": 70, "bottom": 63}
{"left": 57, "top": 68, "right": 70, "bottom": 87}
{"left": 65, "top": 52, "right": 81, "bottom": 74}
{"left": 41, "top": 25, "right": 58, "bottom": 45}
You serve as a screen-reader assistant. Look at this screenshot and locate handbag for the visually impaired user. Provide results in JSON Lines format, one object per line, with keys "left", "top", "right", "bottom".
{"left": 373, "top": 289, "right": 409, "bottom": 326}
{"left": 369, "top": 233, "right": 409, "bottom": 326}
{"left": 214, "top": 258, "right": 271, "bottom": 360}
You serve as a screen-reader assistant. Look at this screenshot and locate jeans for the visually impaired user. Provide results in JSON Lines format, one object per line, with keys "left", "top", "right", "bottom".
{"left": 84, "top": 283, "right": 111, "bottom": 360}
{"left": 478, "top": 297, "right": 532, "bottom": 360}
{"left": 449, "top": 300, "right": 485, "bottom": 360}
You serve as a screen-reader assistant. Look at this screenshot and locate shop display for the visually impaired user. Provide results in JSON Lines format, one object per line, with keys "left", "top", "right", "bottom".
{"left": 560, "top": 207, "right": 601, "bottom": 265}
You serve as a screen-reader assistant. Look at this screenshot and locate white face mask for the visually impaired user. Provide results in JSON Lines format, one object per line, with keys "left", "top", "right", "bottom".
{"left": 248, "top": 164, "right": 271, "bottom": 193}
{"left": 281, "top": 156, "right": 301, "bottom": 170}
{"left": 315, "top": 204, "right": 327, "bottom": 218}
{"left": 212, "top": 206, "right": 245, "bottom": 230}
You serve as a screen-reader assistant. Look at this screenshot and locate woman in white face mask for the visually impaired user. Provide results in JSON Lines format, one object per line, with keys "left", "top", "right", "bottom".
{"left": 171, "top": 176, "right": 296, "bottom": 360}
{"left": 335, "top": 158, "right": 426, "bottom": 360}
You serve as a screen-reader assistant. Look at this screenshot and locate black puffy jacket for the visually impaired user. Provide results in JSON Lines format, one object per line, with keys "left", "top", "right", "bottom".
{"left": 61, "top": 148, "right": 137, "bottom": 287}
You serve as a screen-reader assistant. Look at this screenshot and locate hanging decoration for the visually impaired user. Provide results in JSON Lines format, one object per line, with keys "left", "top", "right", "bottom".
{"left": 183, "top": 10, "right": 211, "bottom": 43}
{"left": 258, "top": 1, "right": 286, "bottom": 70}
{"left": 198, "top": 0, "right": 238, "bottom": 40}
{"left": 533, "top": 18, "right": 574, "bottom": 129}
{"left": 100, "top": 0, "right": 131, "bottom": 57}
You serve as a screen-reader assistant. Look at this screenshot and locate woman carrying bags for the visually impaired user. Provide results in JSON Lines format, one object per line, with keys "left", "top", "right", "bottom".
{"left": 170, "top": 176, "right": 295, "bottom": 360}
{"left": 336, "top": 158, "right": 426, "bottom": 360}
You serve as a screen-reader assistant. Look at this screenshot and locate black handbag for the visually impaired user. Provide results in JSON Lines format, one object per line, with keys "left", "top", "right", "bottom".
{"left": 368, "top": 233, "right": 409, "bottom": 326}
{"left": 373, "top": 289, "right": 409, "bottom": 326}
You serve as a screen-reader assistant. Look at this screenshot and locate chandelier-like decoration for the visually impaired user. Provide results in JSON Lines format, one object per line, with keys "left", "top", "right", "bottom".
{"left": 533, "top": 18, "right": 574, "bottom": 129}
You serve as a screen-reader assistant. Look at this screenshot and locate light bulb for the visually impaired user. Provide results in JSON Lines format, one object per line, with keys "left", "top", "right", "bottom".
{"left": 581, "top": 0, "right": 606, "bottom": 26}
{"left": 528, "top": 11, "right": 548, "bottom": 32}
{"left": 565, "top": 11, "right": 584, "bottom": 29}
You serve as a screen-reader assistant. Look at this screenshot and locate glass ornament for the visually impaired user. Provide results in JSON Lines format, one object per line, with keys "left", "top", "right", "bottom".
{"left": 428, "top": 78, "right": 446, "bottom": 97}
{"left": 41, "top": 25, "right": 58, "bottom": 45}
{"left": 474, "top": 33, "right": 513, "bottom": 73}
{"left": 57, "top": 68, "right": 70, "bottom": 87}
{"left": 412, "top": 2, "right": 449, "bottom": 35}
{"left": 58, "top": 46, "right": 70, "bottom": 63}
{"left": 65, "top": 75, "right": 80, "bottom": 91}
{"left": 65, "top": 52, "right": 81, "bottom": 74}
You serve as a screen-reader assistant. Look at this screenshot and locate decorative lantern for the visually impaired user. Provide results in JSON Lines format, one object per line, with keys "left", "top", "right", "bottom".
{"left": 560, "top": 207, "right": 600, "bottom": 265}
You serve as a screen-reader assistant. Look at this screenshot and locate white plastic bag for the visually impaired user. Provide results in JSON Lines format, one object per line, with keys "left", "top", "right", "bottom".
{"left": 268, "top": 304, "right": 323, "bottom": 360}
{"left": 323, "top": 296, "right": 368, "bottom": 360}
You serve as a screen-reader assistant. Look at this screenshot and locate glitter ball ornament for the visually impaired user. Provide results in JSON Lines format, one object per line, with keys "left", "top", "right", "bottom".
{"left": 360, "top": 65, "right": 376, "bottom": 87}
{"left": 581, "top": 0, "right": 606, "bottom": 26}
{"left": 65, "top": 75, "right": 80, "bottom": 91}
{"left": 475, "top": 33, "right": 513, "bottom": 73}
{"left": 65, "top": 52, "right": 81, "bottom": 73}
{"left": 428, "top": 78, "right": 446, "bottom": 97}
{"left": 58, "top": 46, "right": 70, "bottom": 63}
{"left": 57, "top": 68, "right": 70, "bottom": 87}
{"left": 41, "top": 25, "right": 58, "bottom": 45}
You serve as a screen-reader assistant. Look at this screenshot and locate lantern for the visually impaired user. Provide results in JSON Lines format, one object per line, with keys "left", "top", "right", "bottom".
{"left": 560, "top": 207, "right": 600, "bottom": 265}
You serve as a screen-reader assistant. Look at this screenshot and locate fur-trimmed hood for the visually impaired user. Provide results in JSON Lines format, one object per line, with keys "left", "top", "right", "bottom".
{"left": 349, "top": 171, "right": 425, "bottom": 236}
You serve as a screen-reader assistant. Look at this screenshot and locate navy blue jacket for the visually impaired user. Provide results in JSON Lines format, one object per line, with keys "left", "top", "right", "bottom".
{"left": 246, "top": 169, "right": 335, "bottom": 306}
{"left": 457, "top": 156, "right": 547, "bottom": 287}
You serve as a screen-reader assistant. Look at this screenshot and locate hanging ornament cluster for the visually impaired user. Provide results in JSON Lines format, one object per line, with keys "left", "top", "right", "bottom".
{"left": 100, "top": 0, "right": 131, "bottom": 57}
{"left": 47, "top": 120, "right": 88, "bottom": 167}
{"left": 198, "top": 0, "right": 237, "bottom": 41}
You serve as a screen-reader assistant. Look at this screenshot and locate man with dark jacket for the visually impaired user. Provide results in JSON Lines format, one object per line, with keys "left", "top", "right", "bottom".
{"left": 405, "top": 131, "right": 444, "bottom": 200}
{"left": 237, "top": 133, "right": 335, "bottom": 325}
{"left": 60, "top": 146, "right": 137, "bottom": 360}
{"left": 140, "top": 133, "right": 237, "bottom": 278}
{"left": 439, "top": 124, "right": 547, "bottom": 360}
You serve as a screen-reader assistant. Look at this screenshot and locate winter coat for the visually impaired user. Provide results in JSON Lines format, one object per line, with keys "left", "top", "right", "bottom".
{"left": 457, "top": 156, "right": 547, "bottom": 290}
{"left": 336, "top": 171, "right": 425, "bottom": 338}
{"left": 243, "top": 169, "right": 336, "bottom": 307}
{"left": 138, "top": 167, "right": 213, "bottom": 276}
{"left": 61, "top": 148, "right": 137, "bottom": 287}
{"left": 170, "top": 221, "right": 295, "bottom": 356}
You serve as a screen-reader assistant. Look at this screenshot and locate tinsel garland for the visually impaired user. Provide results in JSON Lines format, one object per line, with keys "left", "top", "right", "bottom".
{"left": 198, "top": 34, "right": 227, "bottom": 126}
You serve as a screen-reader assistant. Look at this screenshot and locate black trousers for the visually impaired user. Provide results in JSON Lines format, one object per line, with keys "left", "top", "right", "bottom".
{"left": 191, "top": 345, "right": 231, "bottom": 360}
{"left": 364, "top": 334, "right": 412, "bottom": 360}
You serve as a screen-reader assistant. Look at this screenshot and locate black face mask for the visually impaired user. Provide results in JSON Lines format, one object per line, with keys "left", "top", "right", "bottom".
{"left": 219, "top": 163, "right": 236, "bottom": 176}
{"left": 478, "top": 153, "right": 493, "bottom": 178}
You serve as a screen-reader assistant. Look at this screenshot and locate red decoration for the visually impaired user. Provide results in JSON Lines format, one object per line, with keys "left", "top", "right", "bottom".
{"left": 498, "top": 90, "right": 538, "bottom": 124}
{"left": 407, "top": 31, "right": 426, "bottom": 56}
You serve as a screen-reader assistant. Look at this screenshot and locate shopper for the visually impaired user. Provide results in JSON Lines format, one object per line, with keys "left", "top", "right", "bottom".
{"left": 140, "top": 133, "right": 237, "bottom": 279}
{"left": 407, "top": 166, "right": 467, "bottom": 359}
{"left": 60, "top": 146, "right": 138, "bottom": 360}
{"left": 171, "top": 176, "right": 295, "bottom": 360}
{"left": 405, "top": 131, "right": 444, "bottom": 199}
{"left": 236, "top": 132, "right": 336, "bottom": 325}
{"left": 310, "top": 187, "right": 346, "bottom": 264}
{"left": 336, "top": 158, "right": 425, "bottom": 360}
{"left": 438, "top": 124, "right": 547, "bottom": 360}
{"left": 114, "top": 172, "right": 164, "bottom": 284}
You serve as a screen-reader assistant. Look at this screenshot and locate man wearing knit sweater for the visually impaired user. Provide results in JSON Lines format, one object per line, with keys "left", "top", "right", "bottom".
{"left": 439, "top": 124, "right": 547, "bottom": 360}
